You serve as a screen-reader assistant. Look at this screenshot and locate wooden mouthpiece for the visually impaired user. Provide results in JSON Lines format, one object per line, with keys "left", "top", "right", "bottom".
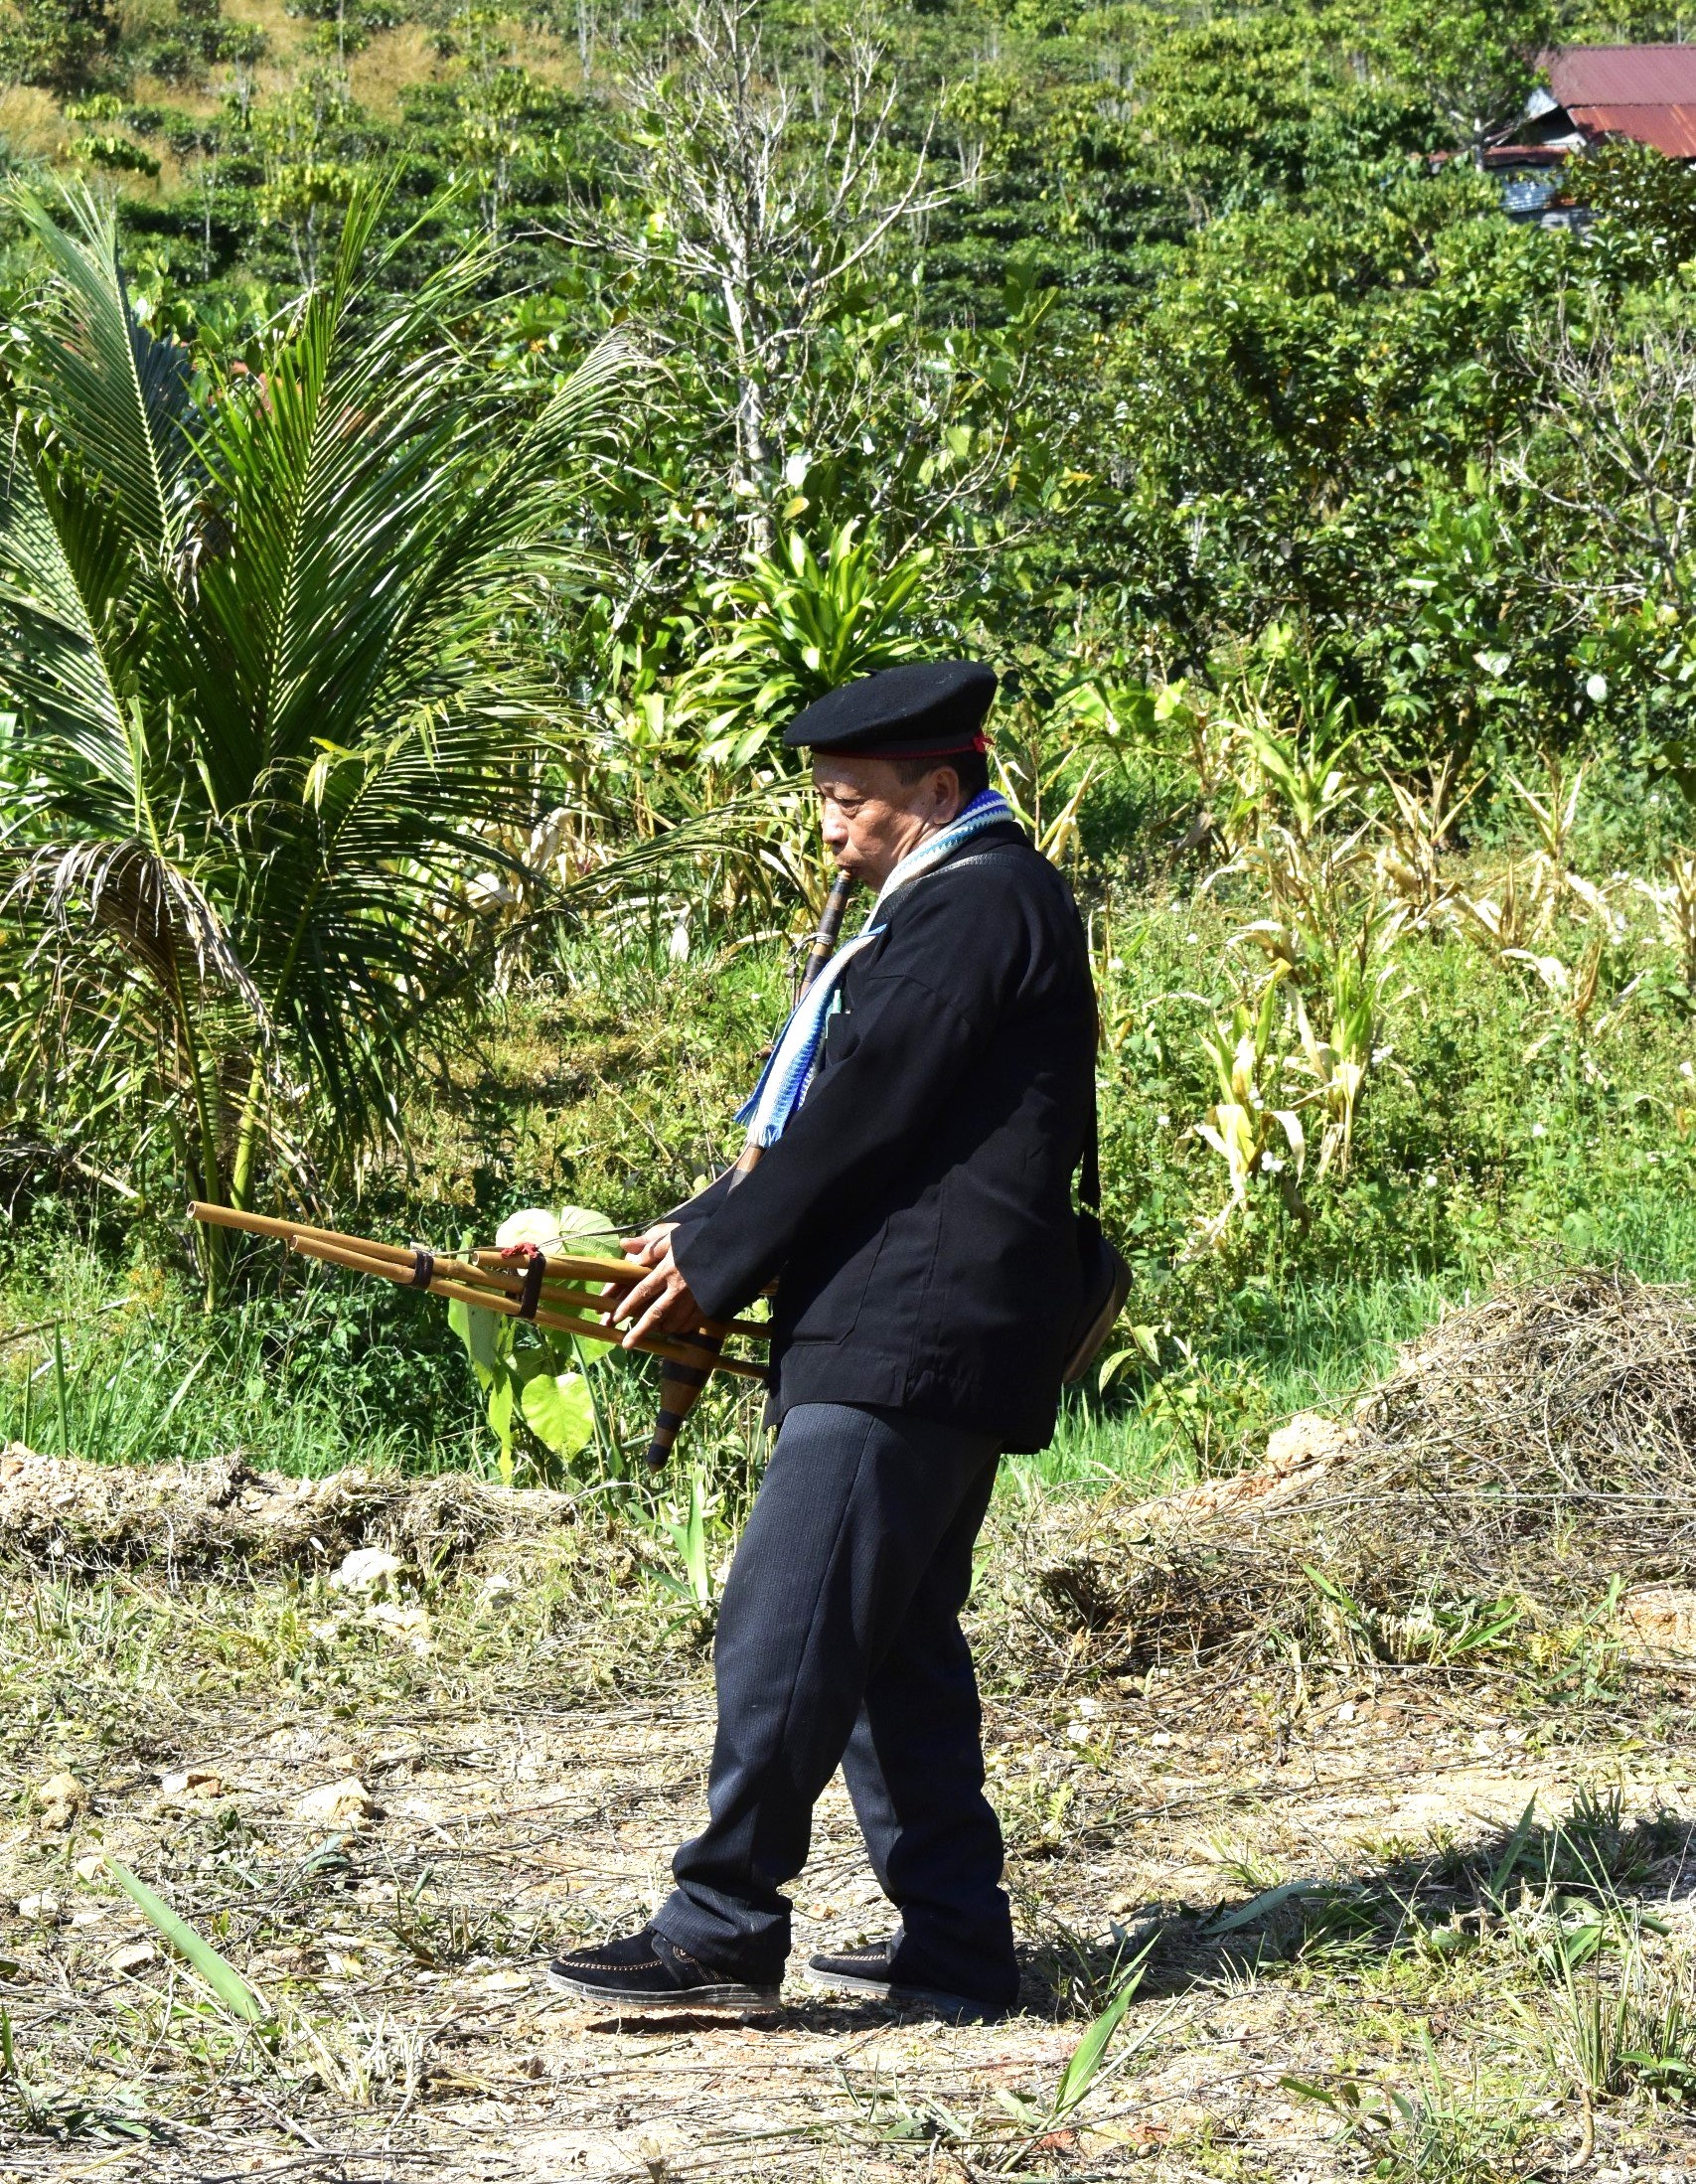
{"left": 798, "top": 867, "right": 855, "bottom": 997}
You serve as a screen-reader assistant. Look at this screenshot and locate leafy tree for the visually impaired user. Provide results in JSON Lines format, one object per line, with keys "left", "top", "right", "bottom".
{"left": 0, "top": 0, "right": 119, "bottom": 94}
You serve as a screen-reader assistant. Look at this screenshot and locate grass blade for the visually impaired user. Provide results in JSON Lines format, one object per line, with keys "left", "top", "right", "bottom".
{"left": 1484, "top": 1795, "right": 1539, "bottom": 1910}
{"left": 1204, "top": 1878, "right": 1322, "bottom": 1936}
{"left": 1053, "top": 1942, "right": 1154, "bottom": 2117}
{"left": 104, "top": 1855, "right": 267, "bottom": 2024}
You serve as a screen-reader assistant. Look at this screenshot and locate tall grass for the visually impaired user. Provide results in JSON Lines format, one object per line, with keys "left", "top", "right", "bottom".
{"left": 0, "top": 1242, "right": 482, "bottom": 1477}
{"left": 12, "top": 891, "right": 1696, "bottom": 1490}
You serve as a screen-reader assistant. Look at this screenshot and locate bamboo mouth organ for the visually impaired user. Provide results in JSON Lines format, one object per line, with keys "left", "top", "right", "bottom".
{"left": 188, "top": 1202, "right": 768, "bottom": 1469}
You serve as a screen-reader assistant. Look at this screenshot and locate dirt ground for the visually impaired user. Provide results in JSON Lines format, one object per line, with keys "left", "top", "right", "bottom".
{"left": 0, "top": 1449, "right": 1692, "bottom": 2184}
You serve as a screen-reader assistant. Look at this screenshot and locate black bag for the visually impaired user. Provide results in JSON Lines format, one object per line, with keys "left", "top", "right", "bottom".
{"left": 1061, "top": 1086, "right": 1133, "bottom": 1386}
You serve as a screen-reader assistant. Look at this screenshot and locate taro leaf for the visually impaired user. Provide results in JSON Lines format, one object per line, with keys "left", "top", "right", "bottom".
{"left": 520, "top": 1368, "right": 595, "bottom": 1459}
{"left": 447, "top": 1295, "right": 510, "bottom": 1379}
{"left": 496, "top": 1204, "right": 620, "bottom": 1257}
{"left": 103, "top": 1856, "right": 266, "bottom": 2024}
{"left": 1202, "top": 1879, "right": 1323, "bottom": 1936}
{"left": 554, "top": 1205, "right": 620, "bottom": 1254}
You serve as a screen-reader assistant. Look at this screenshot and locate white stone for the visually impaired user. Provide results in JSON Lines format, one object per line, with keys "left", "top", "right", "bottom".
{"left": 292, "top": 1778, "right": 374, "bottom": 1825}
{"left": 332, "top": 1548, "right": 402, "bottom": 1594}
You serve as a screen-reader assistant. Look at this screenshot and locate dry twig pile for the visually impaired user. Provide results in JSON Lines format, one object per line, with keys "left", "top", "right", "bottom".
{"left": 1029, "top": 1269, "right": 1696, "bottom": 1681}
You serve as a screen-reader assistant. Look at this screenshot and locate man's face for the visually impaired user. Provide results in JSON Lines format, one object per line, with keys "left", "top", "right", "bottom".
{"left": 811, "top": 754, "right": 966, "bottom": 889}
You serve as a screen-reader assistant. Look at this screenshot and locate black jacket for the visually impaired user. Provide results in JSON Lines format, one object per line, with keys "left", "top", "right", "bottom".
{"left": 672, "top": 824, "right": 1096, "bottom": 1453}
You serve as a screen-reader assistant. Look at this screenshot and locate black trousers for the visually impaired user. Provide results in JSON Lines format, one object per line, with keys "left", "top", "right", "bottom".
{"left": 653, "top": 1401, "right": 1016, "bottom": 2006}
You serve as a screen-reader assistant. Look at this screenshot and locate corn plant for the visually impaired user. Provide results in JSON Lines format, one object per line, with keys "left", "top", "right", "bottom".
{"left": 1506, "top": 757, "right": 1588, "bottom": 931}
{"left": 1376, "top": 755, "right": 1479, "bottom": 925}
{"left": 1286, "top": 912, "right": 1407, "bottom": 1179}
{"left": 1634, "top": 849, "right": 1696, "bottom": 991}
{"left": 1188, "top": 975, "right": 1306, "bottom": 1244}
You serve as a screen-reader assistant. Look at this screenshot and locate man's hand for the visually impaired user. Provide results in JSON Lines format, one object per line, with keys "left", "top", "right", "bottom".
{"left": 621, "top": 1221, "right": 678, "bottom": 1270}
{"left": 608, "top": 1233, "right": 703, "bottom": 1348}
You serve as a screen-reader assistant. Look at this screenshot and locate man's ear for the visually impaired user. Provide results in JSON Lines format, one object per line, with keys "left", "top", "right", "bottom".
{"left": 932, "top": 764, "right": 963, "bottom": 814}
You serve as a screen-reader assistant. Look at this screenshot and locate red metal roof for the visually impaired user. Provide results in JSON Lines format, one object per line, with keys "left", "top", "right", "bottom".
{"left": 1547, "top": 45, "right": 1696, "bottom": 105}
{"left": 1568, "top": 100, "right": 1696, "bottom": 156}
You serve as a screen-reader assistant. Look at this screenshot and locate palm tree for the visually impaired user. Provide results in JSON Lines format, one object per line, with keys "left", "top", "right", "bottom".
{"left": 0, "top": 180, "right": 645, "bottom": 1283}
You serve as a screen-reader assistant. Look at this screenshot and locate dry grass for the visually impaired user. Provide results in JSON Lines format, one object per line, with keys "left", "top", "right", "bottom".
{"left": 1, "top": 1276, "right": 1695, "bottom": 2180}
{"left": 1026, "top": 1269, "right": 1696, "bottom": 1695}
{"left": 0, "top": 86, "right": 69, "bottom": 162}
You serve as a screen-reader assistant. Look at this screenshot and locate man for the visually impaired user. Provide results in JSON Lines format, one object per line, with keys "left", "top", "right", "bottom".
{"left": 548, "top": 660, "right": 1096, "bottom": 2022}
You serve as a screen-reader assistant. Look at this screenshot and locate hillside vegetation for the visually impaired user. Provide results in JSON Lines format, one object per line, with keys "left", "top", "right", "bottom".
{"left": 7, "top": 2, "right": 1696, "bottom": 1482}
{"left": 2, "top": 11, "right": 1696, "bottom": 2173}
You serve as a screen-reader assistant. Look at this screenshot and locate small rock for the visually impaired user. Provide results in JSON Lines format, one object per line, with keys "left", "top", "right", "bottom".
{"left": 472, "top": 1967, "right": 531, "bottom": 1992}
{"left": 1264, "top": 1412, "right": 1358, "bottom": 1475}
{"left": 481, "top": 1572, "right": 516, "bottom": 1600}
{"left": 74, "top": 1852, "right": 107, "bottom": 1884}
{"left": 1619, "top": 1586, "right": 1696, "bottom": 1662}
{"left": 293, "top": 1778, "right": 374, "bottom": 1825}
{"left": 110, "top": 1941, "right": 158, "bottom": 1974}
{"left": 364, "top": 1602, "right": 430, "bottom": 1655}
{"left": 18, "top": 1892, "right": 62, "bottom": 1923}
{"left": 332, "top": 1547, "right": 403, "bottom": 1594}
{"left": 32, "top": 1771, "right": 86, "bottom": 1832}
{"left": 160, "top": 1769, "right": 225, "bottom": 1798}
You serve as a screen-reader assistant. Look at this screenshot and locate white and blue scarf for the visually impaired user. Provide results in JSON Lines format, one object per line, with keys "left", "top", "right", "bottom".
{"left": 736, "top": 789, "right": 1015, "bottom": 1150}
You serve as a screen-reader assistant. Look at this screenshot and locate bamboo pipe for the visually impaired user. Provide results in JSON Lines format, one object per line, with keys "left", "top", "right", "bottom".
{"left": 641, "top": 866, "right": 857, "bottom": 1470}
{"left": 191, "top": 1201, "right": 652, "bottom": 1292}
{"left": 190, "top": 1201, "right": 766, "bottom": 1341}
{"left": 284, "top": 1234, "right": 768, "bottom": 1382}
{"left": 450, "top": 1253, "right": 767, "bottom": 1341}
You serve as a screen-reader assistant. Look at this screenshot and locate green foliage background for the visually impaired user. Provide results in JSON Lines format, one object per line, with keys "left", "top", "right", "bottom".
{"left": 8, "top": 0, "right": 1696, "bottom": 1490}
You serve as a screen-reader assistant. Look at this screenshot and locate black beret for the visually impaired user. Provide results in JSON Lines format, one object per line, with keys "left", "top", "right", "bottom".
{"left": 782, "top": 660, "right": 998, "bottom": 758}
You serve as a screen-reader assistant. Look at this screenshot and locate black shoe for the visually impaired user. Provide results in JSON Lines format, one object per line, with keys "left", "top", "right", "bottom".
{"left": 807, "top": 1938, "right": 1013, "bottom": 2024}
{"left": 546, "top": 1925, "right": 780, "bottom": 2013}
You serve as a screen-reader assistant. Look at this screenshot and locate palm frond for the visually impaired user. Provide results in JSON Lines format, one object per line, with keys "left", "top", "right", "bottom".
{"left": 9, "top": 183, "right": 197, "bottom": 560}
{"left": 0, "top": 434, "right": 132, "bottom": 782}
{"left": 6, "top": 839, "right": 270, "bottom": 1038}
